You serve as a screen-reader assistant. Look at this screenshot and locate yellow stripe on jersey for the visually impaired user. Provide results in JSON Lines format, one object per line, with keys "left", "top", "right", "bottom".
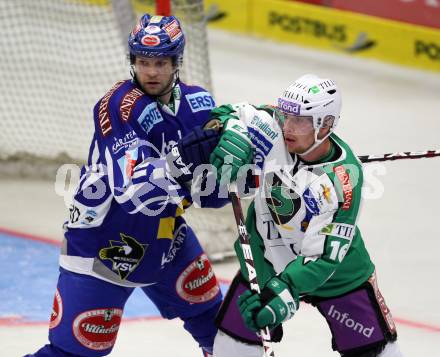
{"left": 157, "top": 217, "right": 175, "bottom": 240}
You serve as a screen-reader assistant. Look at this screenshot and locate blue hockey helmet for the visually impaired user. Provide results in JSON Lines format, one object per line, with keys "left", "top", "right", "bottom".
{"left": 128, "top": 14, "right": 185, "bottom": 65}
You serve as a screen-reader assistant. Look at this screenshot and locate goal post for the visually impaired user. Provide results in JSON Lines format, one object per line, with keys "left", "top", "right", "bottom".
{"left": 156, "top": 0, "right": 171, "bottom": 15}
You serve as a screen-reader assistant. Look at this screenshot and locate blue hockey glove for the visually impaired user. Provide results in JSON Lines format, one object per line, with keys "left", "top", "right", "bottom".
{"left": 166, "top": 126, "right": 220, "bottom": 184}
{"left": 238, "top": 277, "right": 298, "bottom": 331}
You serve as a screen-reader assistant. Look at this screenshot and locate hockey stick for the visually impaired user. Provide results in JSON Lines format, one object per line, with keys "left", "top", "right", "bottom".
{"left": 358, "top": 149, "right": 440, "bottom": 163}
{"left": 229, "top": 182, "right": 275, "bottom": 357}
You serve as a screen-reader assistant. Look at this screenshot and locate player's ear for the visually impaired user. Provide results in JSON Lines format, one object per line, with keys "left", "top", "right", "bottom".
{"left": 323, "top": 115, "right": 335, "bottom": 129}
{"left": 318, "top": 115, "right": 334, "bottom": 138}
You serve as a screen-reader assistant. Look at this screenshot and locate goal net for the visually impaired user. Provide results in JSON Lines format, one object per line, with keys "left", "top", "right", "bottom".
{"left": 0, "top": 0, "right": 213, "bottom": 163}
{"left": 0, "top": 0, "right": 237, "bottom": 260}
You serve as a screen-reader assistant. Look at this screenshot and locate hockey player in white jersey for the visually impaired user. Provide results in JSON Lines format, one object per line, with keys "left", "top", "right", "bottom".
{"left": 207, "top": 74, "right": 403, "bottom": 357}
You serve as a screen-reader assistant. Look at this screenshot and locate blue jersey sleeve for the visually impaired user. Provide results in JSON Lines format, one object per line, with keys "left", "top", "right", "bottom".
{"left": 190, "top": 170, "right": 230, "bottom": 209}
{"left": 96, "top": 97, "right": 192, "bottom": 217}
{"left": 103, "top": 143, "right": 191, "bottom": 217}
{"left": 65, "top": 132, "right": 114, "bottom": 229}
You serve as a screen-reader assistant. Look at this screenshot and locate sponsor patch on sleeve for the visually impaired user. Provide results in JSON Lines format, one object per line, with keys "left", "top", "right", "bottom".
{"left": 307, "top": 175, "right": 339, "bottom": 214}
{"left": 248, "top": 127, "right": 274, "bottom": 168}
{"left": 98, "top": 81, "right": 125, "bottom": 136}
{"left": 120, "top": 88, "right": 143, "bottom": 122}
{"left": 185, "top": 92, "right": 215, "bottom": 113}
{"left": 303, "top": 188, "right": 320, "bottom": 215}
{"left": 116, "top": 147, "right": 138, "bottom": 187}
{"left": 320, "top": 223, "right": 355, "bottom": 241}
{"left": 334, "top": 165, "right": 353, "bottom": 211}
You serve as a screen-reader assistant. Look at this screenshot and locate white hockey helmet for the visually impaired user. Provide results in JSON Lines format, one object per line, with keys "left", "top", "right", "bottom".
{"left": 277, "top": 74, "right": 342, "bottom": 155}
{"left": 278, "top": 74, "right": 341, "bottom": 129}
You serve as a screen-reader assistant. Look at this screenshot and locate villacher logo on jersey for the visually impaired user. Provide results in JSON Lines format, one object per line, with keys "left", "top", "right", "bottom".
{"left": 176, "top": 254, "right": 219, "bottom": 303}
{"left": 328, "top": 305, "right": 375, "bottom": 338}
{"left": 73, "top": 308, "right": 123, "bottom": 350}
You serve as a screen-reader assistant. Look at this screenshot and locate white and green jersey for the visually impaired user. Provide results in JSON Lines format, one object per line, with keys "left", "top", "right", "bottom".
{"left": 233, "top": 103, "right": 374, "bottom": 298}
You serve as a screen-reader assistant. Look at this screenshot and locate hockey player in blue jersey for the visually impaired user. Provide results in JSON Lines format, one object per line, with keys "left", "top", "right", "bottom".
{"left": 26, "top": 14, "right": 227, "bottom": 357}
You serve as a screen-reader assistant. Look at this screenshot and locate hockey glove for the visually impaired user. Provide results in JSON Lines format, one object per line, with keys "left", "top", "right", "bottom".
{"left": 204, "top": 104, "right": 239, "bottom": 129}
{"left": 238, "top": 276, "right": 298, "bottom": 331}
{"left": 209, "top": 118, "right": 254, "bottom": 185}
{"left": 238, "top": 289, "right": 263, "bottom": 331}
{"left": 166, "top": 126, "right": 220, "bottom": 185}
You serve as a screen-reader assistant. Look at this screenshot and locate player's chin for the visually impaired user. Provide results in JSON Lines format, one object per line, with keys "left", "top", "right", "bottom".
{"left": 284, "top": 138, "right": 301, "bottom": 153}
{"left": 142, "top": 84, "right": 164, "bottom": 96}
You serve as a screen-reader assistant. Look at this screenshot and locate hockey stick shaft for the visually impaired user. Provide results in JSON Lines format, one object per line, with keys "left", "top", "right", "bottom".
{"left": 229, "top": 183, "right": 275, "bottom": 357}
{"left": 358, "top": 149, "right": 440, "bottom": 163}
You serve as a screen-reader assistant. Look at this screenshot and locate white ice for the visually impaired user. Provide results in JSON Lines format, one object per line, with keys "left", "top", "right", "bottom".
{"left": 1, "top": 29, "right": 439, "bottom": 356}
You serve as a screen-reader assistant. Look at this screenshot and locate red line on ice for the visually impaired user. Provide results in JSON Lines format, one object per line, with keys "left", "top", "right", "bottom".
{"left": 0, "top": 227, "right": 61, "bottom": 246}
{"left": 2, "top": 227, "right": 440, "bottom": 333}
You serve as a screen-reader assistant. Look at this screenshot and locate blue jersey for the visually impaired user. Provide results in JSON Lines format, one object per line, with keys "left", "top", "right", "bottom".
{"left": 61, "top": 80, "right": 227, "bottom": 287}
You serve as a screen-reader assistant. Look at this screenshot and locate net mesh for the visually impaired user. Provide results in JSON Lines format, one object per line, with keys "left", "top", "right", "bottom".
{"left": 171, "top": 0, "right": 212, "bottom": 92}
{"left": 0, "top": 0, "right": 235, "bottom": 260}
{"left": 0, "top": 0, "right": 212, "bottom": 163}
{"left": 0, "top": 0, "right": 127, "bottom": 162}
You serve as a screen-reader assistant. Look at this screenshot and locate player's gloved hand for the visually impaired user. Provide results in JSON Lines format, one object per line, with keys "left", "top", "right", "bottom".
{"left": 238, "top": 289, "right": 263, "bottom": 331}
{"left": 238, "top": 276, "right": 299, "bottom": 331}
{"left": 204, "top": 104, "right": 239, "bottom": 129}
{"left": 166, "top": 126, "right": 220, "bottom": 185}
{"left": 209, "top": 118, "right": 254, "bottom": 185}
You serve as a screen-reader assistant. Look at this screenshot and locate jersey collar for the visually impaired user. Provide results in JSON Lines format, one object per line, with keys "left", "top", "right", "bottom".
{"left": 158, "top": 84, "right": 181, "bottom": 116}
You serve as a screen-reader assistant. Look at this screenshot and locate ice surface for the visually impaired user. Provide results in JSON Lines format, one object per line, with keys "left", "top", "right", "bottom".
{"left": 1, "top": 29, "right": 439, "bottom": 356}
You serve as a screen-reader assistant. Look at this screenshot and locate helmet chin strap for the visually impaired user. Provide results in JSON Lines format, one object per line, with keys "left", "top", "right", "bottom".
{"left": 298, "top": 128, "right": 333, "bottom": 157}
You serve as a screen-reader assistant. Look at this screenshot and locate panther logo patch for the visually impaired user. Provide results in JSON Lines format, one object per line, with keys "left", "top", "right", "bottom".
{"left": 99, "top": 233, "right": 147, "bottom": 280}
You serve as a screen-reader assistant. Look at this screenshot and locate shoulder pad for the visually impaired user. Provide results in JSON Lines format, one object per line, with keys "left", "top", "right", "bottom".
{"left": 256, "top": 104, "right": 276, "bottom": 116}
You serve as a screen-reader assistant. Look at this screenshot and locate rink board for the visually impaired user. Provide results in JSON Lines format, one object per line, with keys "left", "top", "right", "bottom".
{"left": 205, "top": 0, "right": 440, "bottom": 72}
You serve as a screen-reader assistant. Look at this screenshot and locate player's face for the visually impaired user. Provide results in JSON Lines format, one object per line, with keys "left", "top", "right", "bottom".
{"left": 134, "top": 56, "right": 175, "bottom": 96}
{"left": 281, "top": 114, "right": 315, "bottom": 154}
